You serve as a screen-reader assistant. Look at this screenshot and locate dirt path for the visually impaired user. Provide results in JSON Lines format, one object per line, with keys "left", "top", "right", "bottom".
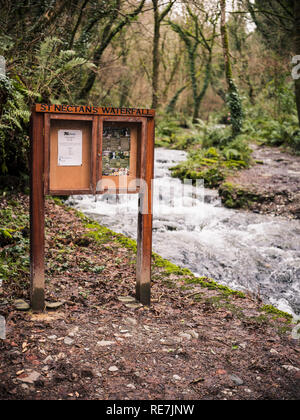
{"left": 223, "top": 145, "right": 300, "bottom": 219}
{"left": 0, "top": 196, "right": 299, "bottom": 400}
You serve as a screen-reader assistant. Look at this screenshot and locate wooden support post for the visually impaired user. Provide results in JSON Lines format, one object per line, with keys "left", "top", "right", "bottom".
{"left": 136, "top": 118, "right": 155, "bottom": 305}
{"left": 30, "top": 111, "right": 45, "bottom": 311}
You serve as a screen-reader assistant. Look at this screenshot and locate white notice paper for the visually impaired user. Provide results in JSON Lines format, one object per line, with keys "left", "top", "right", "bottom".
{"left": 58, "top": 129, "right": 82, "bottom": 166}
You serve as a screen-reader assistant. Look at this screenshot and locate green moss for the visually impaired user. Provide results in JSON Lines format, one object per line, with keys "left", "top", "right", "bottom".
{"left": 152, "top": 252, "right": 193, "bottom": 275}
{"left": 260, "top": 305, "right": 293, "bottom": 322}
{"left": 171, "top": 164, "right": 226, "bottom": 188}
{"left": 184, "top": 276, "right": 245, "bottom": 298}
{"left": 52, "top": 196, "right": 64, "bottom": 206}
{"left": 218, "top": 182, "right": 262, "bottom": 209}
{"left": 203, "top": 147, "right": 220, "bottom": 159}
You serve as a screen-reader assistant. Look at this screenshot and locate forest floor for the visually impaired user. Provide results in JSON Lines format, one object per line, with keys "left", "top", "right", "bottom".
{"left": 220, "top": 144, "right": 300, "bottom": 219}
{"left": 0, "top": 194, "right": 299, "bottom": 400}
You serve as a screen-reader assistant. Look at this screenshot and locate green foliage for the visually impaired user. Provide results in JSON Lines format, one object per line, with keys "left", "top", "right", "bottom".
{"left": 218, "top": 182, "right": 262, "bottom": 209}
{"left": 0, "top": 36, "right": 94, "bottom": 181}
{"left": 32, "top": 37, "right": 95, "bottom": 103}
{"left": 155, "top": 113, "right": 203, "bottom": 150}
{"left": 240, "top": 82, "right": 300, "bottom": 152}
{"left": 256, "top": 119, "right": 300, "bottom": 150}
{"left": 199, "top": 124, "right": 232, "bottom": 148}
{"left": 247, "top": 0, "right": 293, "bottom": 55}
{"left": 0, "top": 199, "right": 30, "bottom": 289}
{"left": 171, "top": 160, "right": 225, "bottom": 188}
{"left": 0, "top": 75, "right": 30, "bottom": 178}
{"left": 226, "top": 87, "right": 244, "bottom": 137}
{"left": 156, "top": 113, "right": 181, "bottom": 139}
{"left": 243, "top": 88, "right": 300, "bottom": 152}
{"left": 165, "top": 117, "right": 252, "bottom": 188}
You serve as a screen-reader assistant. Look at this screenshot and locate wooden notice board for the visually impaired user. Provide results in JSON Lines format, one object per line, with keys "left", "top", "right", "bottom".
{"left": 30, "top": 104, "right": 155, "bottom": 311}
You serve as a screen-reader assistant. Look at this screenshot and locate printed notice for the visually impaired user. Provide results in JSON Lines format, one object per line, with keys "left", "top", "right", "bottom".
{"left": 58, "top": 129, "right": 82, "bottom": 166}
{"left": 102, "top": 127, "right": 131, "bottom": 176}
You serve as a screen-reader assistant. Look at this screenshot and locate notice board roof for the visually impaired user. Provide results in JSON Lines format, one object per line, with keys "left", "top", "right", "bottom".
{"left": 35, "top": 104, "right": 155, "bottom": 117}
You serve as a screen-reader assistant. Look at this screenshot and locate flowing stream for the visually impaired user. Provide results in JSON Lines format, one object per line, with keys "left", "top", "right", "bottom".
{"left": 67, "top": 148, "right": 300, "bottom": 317}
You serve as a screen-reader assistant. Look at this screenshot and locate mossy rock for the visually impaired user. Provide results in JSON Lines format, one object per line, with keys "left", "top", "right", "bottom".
{"left": 171, "top": 165, "right": 225, "bottom": 188}
{"left": 218, "top": 182, "right": 262, "bottom": 209}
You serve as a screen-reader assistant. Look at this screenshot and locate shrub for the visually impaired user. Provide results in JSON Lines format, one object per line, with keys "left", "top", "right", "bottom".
{"left": 0, "top": 75, "right": 30, "bottom": 179}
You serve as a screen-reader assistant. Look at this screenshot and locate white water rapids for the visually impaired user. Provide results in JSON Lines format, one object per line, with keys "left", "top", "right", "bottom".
{"left": 67, "top": 148, "right": 300, "bottom": 317}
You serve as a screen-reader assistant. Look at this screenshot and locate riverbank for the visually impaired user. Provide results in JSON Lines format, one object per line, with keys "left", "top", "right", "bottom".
{"left": 218, "top": 144, "right": 300, "bottom": 219}
{"left": 0, "top": 193, "right": 299, "bottom": 400}
{"left": 159, "top": 115, "right": 300, "bottom": 220}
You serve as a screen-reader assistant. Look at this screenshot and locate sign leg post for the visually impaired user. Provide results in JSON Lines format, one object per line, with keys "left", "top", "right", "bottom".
{"left": 30, "top": 112, "right": 45, "bottom": 312}
{"left": 136, "top": 192, "right": 152, "bottom": 306}
{"left": 136, "top": 117, "right": 154, "bottom": 306}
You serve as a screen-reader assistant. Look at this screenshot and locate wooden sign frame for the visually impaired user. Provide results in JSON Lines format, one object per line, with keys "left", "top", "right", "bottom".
{"left": 30, "top": 105, "right": 155, "bottom": 311}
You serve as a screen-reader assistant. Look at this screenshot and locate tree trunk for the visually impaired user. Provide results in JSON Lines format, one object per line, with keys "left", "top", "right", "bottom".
{"left": 152, "top": 0, "right": 160, "bottom": 109}
{"left": 151, "top": 0, "right": 175, "bottom": 109}
{"left": 166, "top": 85, "right": 187, "bottom": 114}
{"left": 220, "top": 0, "right": 243, "bottom": 137}
{"left": 294, "top": 0, "right": 300, "bottom": 127}
{"left": 78, "top": 0, "right": 145, "bottom": 101}
{"left": 68, "top": 0, "right": 89, "bottom": 49}
{"left": 193, "top": 54, "right": 212, "bottom": 123}
{"left": 119, "top": 41, "right": 130, "bottom": 107}
{"left": 220, "top": 0, "right": 233, "bottom": 88}
{"left": 188, "top": 48, "right": 199, "bottom": 123}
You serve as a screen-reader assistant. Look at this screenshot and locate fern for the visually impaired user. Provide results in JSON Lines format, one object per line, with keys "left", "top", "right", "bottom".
{"left": 32, "top": 37, "right": 95, "bottom": 103}
{"left": 0, "top": 75, "right": 30, "bottom": 177}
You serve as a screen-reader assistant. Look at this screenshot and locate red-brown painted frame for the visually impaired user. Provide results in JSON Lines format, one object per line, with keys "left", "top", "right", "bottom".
{"left": 30, "top": 105, "right": 155, "bottom": 311}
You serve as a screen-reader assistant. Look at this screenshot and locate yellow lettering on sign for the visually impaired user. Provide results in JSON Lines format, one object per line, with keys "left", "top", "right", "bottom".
{"left": 35, "top": 104, "right": 155, "bottom": 117}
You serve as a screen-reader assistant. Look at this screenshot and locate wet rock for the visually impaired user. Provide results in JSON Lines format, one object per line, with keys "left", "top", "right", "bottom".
{"left": 48, "top": 335, "right": 57, "bottom": 340}
{"left": 14, "top": 299, "right": 30, "bottom": 311}
{"left": 125, "top": 303, "right": 143, "bottom": 309}
{"left": 118, "top": 296, "right": 136, "bottom": 303}
{"left": 97, "top": 340, "right": 116, "bottom": 347}
{"left": 229, "top": 374, "right": 244, "bottom": 386}
{"left": 0, "top": 315, "right": 5, "bottom": 340}
{"left": 45, "top": 301, "right": 64, "bottom": 309}
{"left": 64, "top": 337, "right": 74, "bottom": 346}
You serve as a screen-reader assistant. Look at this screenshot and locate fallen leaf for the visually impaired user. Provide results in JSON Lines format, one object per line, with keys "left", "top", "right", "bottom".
{"left": 16, "top": 370, "right": 24, "bottom": 376}
{"left": 216, "top": 369, "right": 227, "bottom": 375}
